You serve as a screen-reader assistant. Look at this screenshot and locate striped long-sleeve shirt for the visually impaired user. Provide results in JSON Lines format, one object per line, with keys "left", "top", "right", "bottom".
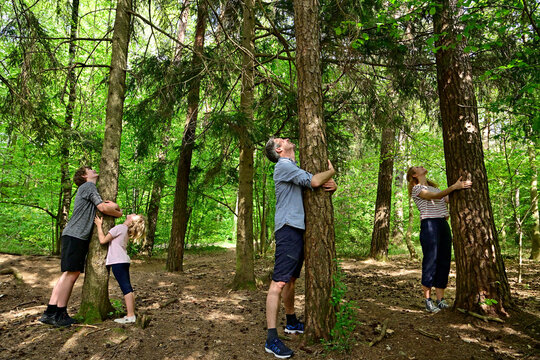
{"left": 412, "top": 184, "right": 448, "bottom": 220}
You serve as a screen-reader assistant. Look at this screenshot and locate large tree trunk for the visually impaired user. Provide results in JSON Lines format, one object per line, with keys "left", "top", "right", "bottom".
{"left": 293, "top": 0, "right": 336, "bottom": 342}
{"left": 141, "top": 0, "right": 190, "bottom": 257}
{"left": 370, "top": 127, "right": 395, "bottom": 261}
{"left": 166, "top": 0, "right": 207, "bottom": 272}
{"left": 55, "top": 0, "right": 80, "bottom": 255}
{"left": 434, "top": 0, "right": 511, "bottom": 315}
{"left": 528, "top": 143, "right": 540, "bottom": 260}
{"left": 79, "top": 0, "right": 131, "bottom": 322}
{"left": 232, "top": 0, "right": 255, "bottom": 289}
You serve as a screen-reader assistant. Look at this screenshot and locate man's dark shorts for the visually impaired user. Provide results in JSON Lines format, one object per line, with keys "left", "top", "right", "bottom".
{"left": 61, "top": 235, "right": 90, "bottom": 273}
{"left": 273, "top": 225, "right": 304, "bottom": 283}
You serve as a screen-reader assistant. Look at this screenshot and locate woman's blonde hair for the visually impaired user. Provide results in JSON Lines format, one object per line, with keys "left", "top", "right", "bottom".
{"left": 406, "top": 166, "right": 438, "bottom": 196}
{"left": 128, "top": 215, "right": 147, "bottom": 242}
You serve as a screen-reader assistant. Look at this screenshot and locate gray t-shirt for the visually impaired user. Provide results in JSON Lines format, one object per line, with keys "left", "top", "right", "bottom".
{"left": 273, "top": 157, "right": 313, "bottom": 231}
{"left": 62, "top": 182, "right": 103, "bottom": 240}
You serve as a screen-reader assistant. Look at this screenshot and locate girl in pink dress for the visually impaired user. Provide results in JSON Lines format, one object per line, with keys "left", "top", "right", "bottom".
{"left": 95, "top": 214, "right": 146, "bottom": 323}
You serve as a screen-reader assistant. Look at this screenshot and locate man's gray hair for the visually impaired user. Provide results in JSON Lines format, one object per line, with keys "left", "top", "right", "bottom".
{"left": 264, "top": 137, "right": 280, "bottom": 163}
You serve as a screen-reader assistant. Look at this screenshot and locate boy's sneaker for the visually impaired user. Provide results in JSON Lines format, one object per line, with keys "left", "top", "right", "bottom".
{"left": 284, "top": 321, "right": 304, "bottom": 334}
{"left": 38, "top": 312, "right": 56, "bottom": 326}
{"left": 425, "top": 298, "right": 441, "bottom": 313}
{"left": 265, "top": 338, "right": 294, "bottom": 358}
{"left": 55, "top": 311, "right": 76, "bottom": 327}
{"left": 436, "top": 299, "right": 450, "bottom": 309}
{"left": 114, "top": 315, "right": 136, "bottom": 324}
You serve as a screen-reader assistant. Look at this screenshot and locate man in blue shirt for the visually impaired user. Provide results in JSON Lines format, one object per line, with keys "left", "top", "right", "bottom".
{"left": 263, "top": 137, "right": 336, "bottom": 358}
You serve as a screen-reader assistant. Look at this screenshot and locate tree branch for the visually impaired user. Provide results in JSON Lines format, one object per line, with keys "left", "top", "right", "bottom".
{"left": 0, "top": 201, "right": 57, "bottom": 218}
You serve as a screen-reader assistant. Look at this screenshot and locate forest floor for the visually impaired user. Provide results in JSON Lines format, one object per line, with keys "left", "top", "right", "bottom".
{"left": 0, "top": 248, "right": 539, "bottom": 360}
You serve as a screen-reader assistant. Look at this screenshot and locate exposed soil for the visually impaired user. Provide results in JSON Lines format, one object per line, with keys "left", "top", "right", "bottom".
{"left": 0, "top": 249, "right": 539, "bottom": 360}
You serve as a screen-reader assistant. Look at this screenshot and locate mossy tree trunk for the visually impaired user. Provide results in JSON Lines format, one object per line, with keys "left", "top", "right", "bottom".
{"left": 55, "top": 0, "right": 80, "bottom": 255}
{"left": 232, "top": 0, "right": 255, "bottom": 290}
{"left": 370, "top": 126, "right": 395, "bottom": 261}
{"left": 79, "top": 0, "right": 131, "bottom": 322}
{"left": 141, "top": 0, "right": 190, "bottom": 257}
{"left": 167, "top": 0, "right": 207, "bottom": 272}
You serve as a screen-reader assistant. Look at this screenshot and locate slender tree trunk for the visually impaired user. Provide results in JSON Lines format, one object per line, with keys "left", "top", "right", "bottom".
{"left": 370, "top": 127, "right": 395, "bottom": 261}
{"left": 259, "top": 170, "right": 268, "bottom": 256}
{"left": 55, "top": 0, "right": 80, "bottom": 255}
{"left": 404, "top": 139, "right": 417, "bottom": 259}
{"left": 392, "top": 130, "right": 406, "bottom": 244}
{"left": 79, "top": 0, "right": 131, "bottom": 321}
{"left": 293, "top": 0, "right": 336, "bottom": 341}
{"left": 434, "top": 0, "right": 511, "bottom": 315}
{"left": 141, "top": 0, "right": 190, "bottom": 257}
{"left": 514, "top": 186, "right": 520, "bottom": 244}
{"left": 166, "top": 0, "right": 207, "bottom": 272}
{"left": 232, "top": 0, "right": 255, "bottom": 289}
{"left": 405, "top": 196, "right": 417, "bottom": 259}
{"left": 529, "top": 143, "right": 540, "bottom": 260}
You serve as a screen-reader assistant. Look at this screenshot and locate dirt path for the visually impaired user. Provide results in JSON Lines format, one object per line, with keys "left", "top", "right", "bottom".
{"left": 0, "top": 250, "right": 538, "bottom": 360}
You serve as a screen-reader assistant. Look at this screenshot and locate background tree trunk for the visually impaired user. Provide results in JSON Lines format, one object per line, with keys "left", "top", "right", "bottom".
{"left": 232, "top": 0, "right": 255, "bottom": 289}
{"left": 392, "top": 130, "right": 406, "bottom": 244}
{"left": 79, "top": 0, "right": 131, "bottom": 321}
{"left": 167, "top": 0, "right": 207, "bottom": 272}
{"left": 55, "top": 0, "right": 80, "bottom": 255}
{"left": 141, "top": 0, "right": 190, "bottom": 257}
{"left": 434, "top": 0, "right": 511, "bottom": 315}
{"left": 529, "top": 143, "right": 540, "bottom": 260}
{"left": 370, "top": 126, "right": 395, "bottom": 261}
{"left": 293, "top": 0, "right": 336, "bottom": 342}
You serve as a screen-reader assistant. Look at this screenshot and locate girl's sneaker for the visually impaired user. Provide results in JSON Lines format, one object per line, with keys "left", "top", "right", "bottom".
{"left": 114, "top": 315, "right": 136, "bottom": 324}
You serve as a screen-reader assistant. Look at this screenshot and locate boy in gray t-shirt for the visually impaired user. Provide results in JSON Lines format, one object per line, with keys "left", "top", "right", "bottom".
{"left": 39, "top": 166, "right": 122, "bottom": 327}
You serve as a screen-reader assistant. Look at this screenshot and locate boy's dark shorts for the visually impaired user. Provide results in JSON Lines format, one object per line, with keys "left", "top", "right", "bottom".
{"left": 61, "top": 235, "right": 90, "bottom": 273}
{"left": 272, "top": 225, "right": 304, "bottom": 283}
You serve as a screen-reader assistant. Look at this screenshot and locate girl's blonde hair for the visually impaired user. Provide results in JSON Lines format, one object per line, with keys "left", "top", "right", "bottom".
{"left": 128, "top": 215, "right": 147, "bottom": 242}
{"left": 406, "top": 166, "right": 438, "bottom": 196}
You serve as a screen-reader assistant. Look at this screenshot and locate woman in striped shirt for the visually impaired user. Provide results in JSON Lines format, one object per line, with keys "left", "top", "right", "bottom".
{"left": 406, "top": 166, "right": 472, "bottom": 313}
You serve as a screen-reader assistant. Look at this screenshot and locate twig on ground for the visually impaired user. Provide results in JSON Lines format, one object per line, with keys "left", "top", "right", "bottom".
{"left": 456, "top": 308, "right": 505, "bottom": 323}
{"left": 0, "top": 267, "right": 23, "bottom": 281}
{"left": 12, "top": 300, "right": 38, "bottom": 310}
{"left": 159, "top": 298, "right": 178, "bottom": 308}
{"left": 369, "top": 318, "right": 389, "bottom": 346}
{"left": 83, "top": 327, "right": 109, "bottom": 336}
{"left": 415, "top": 328, "right": 442, "bottom": 341}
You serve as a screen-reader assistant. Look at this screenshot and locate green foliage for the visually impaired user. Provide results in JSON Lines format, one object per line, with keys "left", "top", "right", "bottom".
{"left": 108, "top": 298, "right": 125, "bottom": 318}
{"left": 322, "top": 261, "right": 359, "bottom": 353}
{"left": 480, "top": 298, "right": 499, "bottom": 306}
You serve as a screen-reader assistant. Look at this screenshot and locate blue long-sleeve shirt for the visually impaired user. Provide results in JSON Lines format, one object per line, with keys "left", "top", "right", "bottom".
{"left": 273, "top": 157, "right": 313, "bottom": 231}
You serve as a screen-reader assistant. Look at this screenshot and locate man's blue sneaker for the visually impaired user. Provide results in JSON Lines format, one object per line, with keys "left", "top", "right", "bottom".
{"left": 284, "top": 321, "right": 304, "bottom": 334}
{"left": 265, "top": 338, "right": 294, "bottom": 358}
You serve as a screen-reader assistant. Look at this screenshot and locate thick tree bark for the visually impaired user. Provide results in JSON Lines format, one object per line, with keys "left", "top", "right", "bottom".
{"left": 79, "top": 0, "right": 131, "bottom": 321}
{"left": 166, "top": 0, "right": 207, "bottom": 272}
{"left": 232, "top": 0, "right": 255, "bottom": 289}
{"left": 528, "top": 143, "right": 540, "bottom": 260}
{"left": 434, "top": 0, "right": 511, "bottom": 315}
{"left": 370, "top": 127, "right": 395, "bottom": 261}
{"left": 55, "top": 0, "right": 80, "bottom": 255}
{"left": 141, "top": 0, "right": 190, "bottom": 257}
{"left": 293, "top": 0, "right": 336, "bottom": 341}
